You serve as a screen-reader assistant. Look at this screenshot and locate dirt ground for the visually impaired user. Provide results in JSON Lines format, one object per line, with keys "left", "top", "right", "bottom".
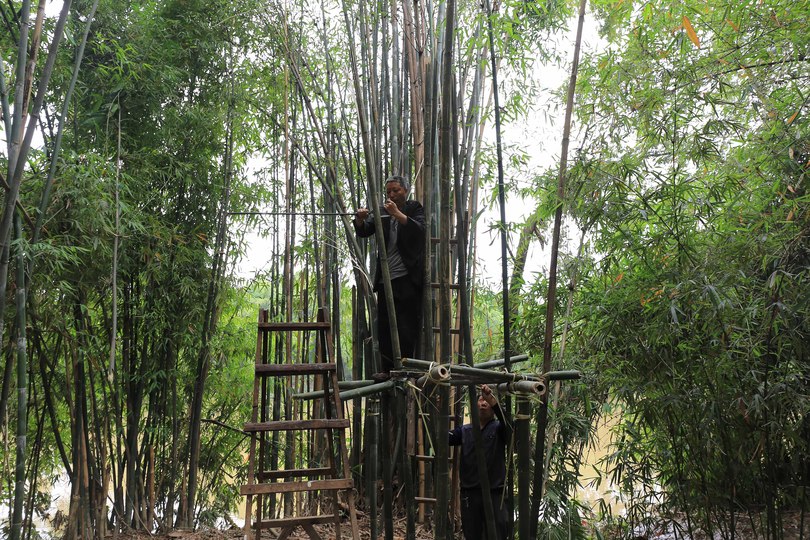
{"left": 111, "top": 513, "right": 436, "bottom": 540}
{"left": 108, "top": 510, "right": 810, "bottom": 540}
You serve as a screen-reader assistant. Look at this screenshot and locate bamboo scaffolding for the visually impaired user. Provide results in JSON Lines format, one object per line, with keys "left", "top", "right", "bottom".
{"left": 291, "top": 370, "right": 583, "bottom": 401}
{"left": 403, "top": 358, "right": 541, "bottom": 382}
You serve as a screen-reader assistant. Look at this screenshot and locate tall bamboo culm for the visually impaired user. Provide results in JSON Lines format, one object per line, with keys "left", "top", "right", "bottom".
{"left": 530, "top": 0, "right": 589, "bottom": 536}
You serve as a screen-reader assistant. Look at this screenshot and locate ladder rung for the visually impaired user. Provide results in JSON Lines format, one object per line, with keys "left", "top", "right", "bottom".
{"left": 415, "top": 497, "right": 436, "bottom": 503}
{"left": 241, "top": 478, "right": 353, "bottom": 495}
{"left": 252, "top": 515, "right": 338, "bottom": 529}
{"left": 430, "top": 237, "right": 458, "bottom": 244}
{"left": 258, "top": 467, "right": 333, "bottom": 480}
{"left": 255, "top": 363, "right": 337, "bottom": 376}
{"left": 258, "top": 321, "right": 331, "bottom": 330}
{"left": 430, "top": 283, "right": 461, "bottom": 290}
{"left": 414, "top": 455, "right": 434, "bottom": 462}
{"left": 432, "top": 326, "right": 461, "bottom": 334}
{"left": 244, "top": 419, "right": 349, "bottom": 432}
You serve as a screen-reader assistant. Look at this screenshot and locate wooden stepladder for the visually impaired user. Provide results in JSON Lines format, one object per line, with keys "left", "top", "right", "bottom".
{"left": 242, "top": 307, "right": 359, "bottom": 540}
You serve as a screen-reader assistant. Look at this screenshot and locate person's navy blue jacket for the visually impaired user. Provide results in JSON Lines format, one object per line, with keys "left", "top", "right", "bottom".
{"left": 449, "top": 404, "right": 510, "bottom": 490}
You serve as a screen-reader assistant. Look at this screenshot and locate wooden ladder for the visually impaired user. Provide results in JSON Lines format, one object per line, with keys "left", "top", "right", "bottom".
{"left": 242, "top": 307, "right": 359, "bottom": 540}
{"left": 412, "top": 234, "right": 466, "bottom": 522}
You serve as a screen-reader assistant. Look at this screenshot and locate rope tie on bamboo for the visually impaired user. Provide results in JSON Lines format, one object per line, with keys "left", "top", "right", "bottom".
{"left": 418, "top": 365, "right": 443, "bottom": 398}
{"left": 427, "top": 362, "right": 448, "bottom": 385}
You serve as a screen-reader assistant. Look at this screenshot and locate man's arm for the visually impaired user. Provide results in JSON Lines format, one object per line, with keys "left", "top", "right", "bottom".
{"left": 482, "top": 385, "right": 512, "bottom": 440}
{"left": 402, "top": 201, "right": 425, "bottom": 232}
{"left": 353, "top": 208, "right": 375, "bottom": 238}
{"left": 449, "top": 425, "right": 463, "bottom": 446}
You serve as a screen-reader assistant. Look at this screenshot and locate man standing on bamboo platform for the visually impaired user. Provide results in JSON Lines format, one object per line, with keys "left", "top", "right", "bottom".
{"left": 354, "top": 175, "right": 425, "bottom": 381}
{"left": 449, "top": 384, "right": 511, "bottom": 540}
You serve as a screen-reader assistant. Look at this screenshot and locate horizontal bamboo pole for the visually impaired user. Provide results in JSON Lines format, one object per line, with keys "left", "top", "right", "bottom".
{"left": 339, "top": 380, "right": 396, "bottom": 400}
{"left": 339, "top": 380, "right": 377, "bottom": 389}
{"left": 402, "top": 358, "right": 541, "bottom": 383}
{"left": 495, "top": 380, "right": 546, "bottom": 396}
{"left": 544, "top": 370, "right": 582, "bottom": 381}
{"left": 473, "top": 354, "right": 530, "bottom": 369}
{"left": 293, "top": 380, "right": 396, "bottom": 400}
{"left": 436, "top": 371, "right": 581, "bottom": 386}
{"left": 432, "top": 380, "right": 545, "bottom": 397}
{"left": 291, "top": 380, "right": 377, "bottom": 400}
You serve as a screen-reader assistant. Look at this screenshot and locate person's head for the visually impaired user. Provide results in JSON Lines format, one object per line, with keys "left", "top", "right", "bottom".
{"left": 478, "top": 391, "right": 495, "bottom": 424}
{"left": 385, "top": 175, "right": 410, "bottom": 207}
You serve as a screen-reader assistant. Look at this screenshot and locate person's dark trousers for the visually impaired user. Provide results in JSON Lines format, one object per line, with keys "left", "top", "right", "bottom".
{"left": 459, "top": 487, "right": 509, "bottom": 540}
{"left": 376, "top": 276, "right": 423, "bottom": 372}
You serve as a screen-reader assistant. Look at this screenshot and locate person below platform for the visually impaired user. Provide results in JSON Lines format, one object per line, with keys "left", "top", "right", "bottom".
{"left": 449, "top": 384, "right": 511, "bottom": 540}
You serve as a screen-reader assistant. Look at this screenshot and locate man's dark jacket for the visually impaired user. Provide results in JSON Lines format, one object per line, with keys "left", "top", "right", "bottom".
{"left": 354, "top": 199, "right": 425, "bottom": 291}
{"left": 449, "top": 404, "right": 510, "bottom": 490}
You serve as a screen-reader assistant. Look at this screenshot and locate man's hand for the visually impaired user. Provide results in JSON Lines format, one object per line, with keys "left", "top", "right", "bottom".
{"left": 383, "top": 199, "right": 407, "bottom": 223}
{"left": 355, "top": 208, "right": 369, "bottom": 224}
{"left": 480, "top": 384, "right": 497, "bottom": 406}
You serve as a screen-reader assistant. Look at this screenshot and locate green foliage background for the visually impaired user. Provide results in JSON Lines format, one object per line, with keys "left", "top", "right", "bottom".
{"left": 0, "top": 0, "right": 807, "bottom": 538}
{"left": 511, "top": 0, "right": 809, "bottom": 536}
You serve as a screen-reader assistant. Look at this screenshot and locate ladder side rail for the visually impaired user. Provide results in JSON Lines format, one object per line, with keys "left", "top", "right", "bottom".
{"left": 320, "top": 306, "right": 360, "bottom": 539}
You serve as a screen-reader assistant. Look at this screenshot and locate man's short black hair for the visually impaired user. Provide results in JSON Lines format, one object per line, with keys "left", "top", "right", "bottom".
{"left": 386, "top": 175, "right": 410, "bottom": 191}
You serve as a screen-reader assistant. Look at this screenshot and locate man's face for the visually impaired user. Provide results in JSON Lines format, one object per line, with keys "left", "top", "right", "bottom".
{"left": 386, "top": 181, "right": 408, "bottom": 208}
{"left": 478, "top": 395, "right": 494, "bottom": 423}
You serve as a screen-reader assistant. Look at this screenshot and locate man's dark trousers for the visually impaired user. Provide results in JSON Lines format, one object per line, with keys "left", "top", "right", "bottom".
{"left": 459, "top": 487, "right": 509, "bottom": 540}
{"left": 376, "top": 275, "right": 422, "bottom": 372}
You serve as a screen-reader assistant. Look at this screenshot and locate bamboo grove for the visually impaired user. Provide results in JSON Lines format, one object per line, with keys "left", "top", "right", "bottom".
{"left": 0, "top": 0, "right": 808, "bottom": 539}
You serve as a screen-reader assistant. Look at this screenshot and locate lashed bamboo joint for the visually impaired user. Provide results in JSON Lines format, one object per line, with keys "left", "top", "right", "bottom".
{"left": 292, "top": 357, "right": 580, "bottom": 400}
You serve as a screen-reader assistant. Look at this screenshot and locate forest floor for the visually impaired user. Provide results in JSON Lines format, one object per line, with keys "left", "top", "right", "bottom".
{"left": 632, "top": 511, "right": 810, "bottom": 540}
{"left": 111, "top": 513, "right": 437, "bottom": 540}
{"left": 107, "top": 510, "right": 810, "bottom": 540}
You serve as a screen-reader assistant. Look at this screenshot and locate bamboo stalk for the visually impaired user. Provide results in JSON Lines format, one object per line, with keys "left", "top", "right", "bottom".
{"left": 10, "top": 213, "right": 28, "bottom": 540}
{"left": 0, "top": 0, "right": 71, "bottom": 314}
{"left": 396, "top": 386, "right": 417, "bottom": 540}
{"left": 0, "top": 0, "right": 31, "bottom": 411}
{"left": 480, "top": 0, "right": 517, "bottom": 532}
{"left": 381, "top": 391, "right": 394, "bottom": 539}
{"left": 473, "top": 354, "right": 530, "bottom": 369}
{"left": 340, "top": 0, "right": 403, "bottom": 376}
{"left": 33, "top": 0, "right": 100, "bottom": 244}
{"left": 186, "top": 48, "right": 238, "bottom": 525}
{"left": 367, "top": 397, "right": 380, "bottom": 539}
{"left": 530, "top": 0, "right": 589, "bottom": 536}
{"left": 310, "top": 380, "right": 397, "bottom": 401}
